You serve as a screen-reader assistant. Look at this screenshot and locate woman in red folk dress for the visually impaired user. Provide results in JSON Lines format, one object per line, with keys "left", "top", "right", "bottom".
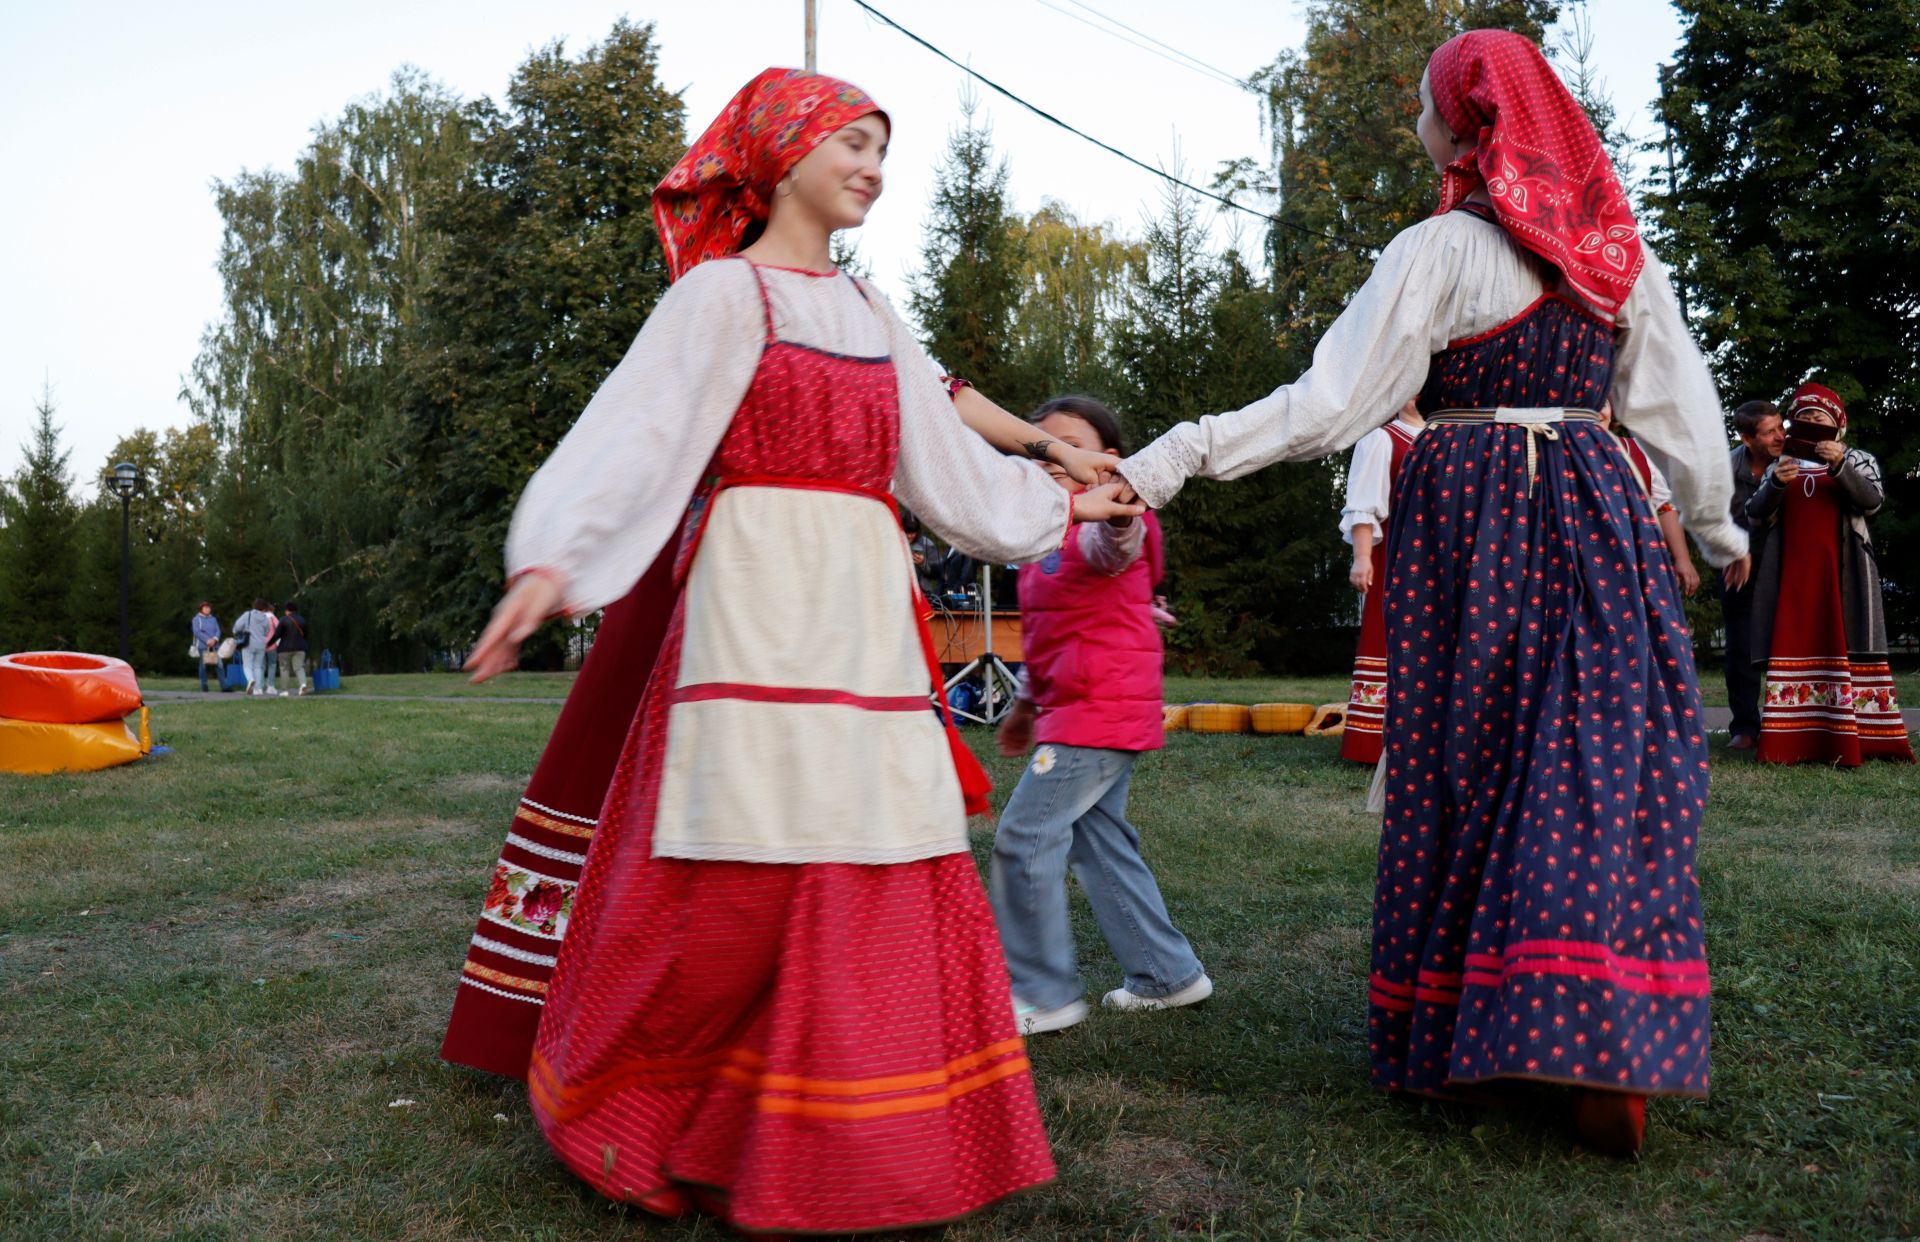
{"left": 1115, "top": 31, "right": 1750, "bottom": 1156}
{"left": 460, "top": 69, "right": 1142, "bottom": 1236}
{"left": 1747, "top": 382, "right": 1913, "bottom": 766}
{"left": 1338, "top": 398, "right": 1424, "bottom": 765}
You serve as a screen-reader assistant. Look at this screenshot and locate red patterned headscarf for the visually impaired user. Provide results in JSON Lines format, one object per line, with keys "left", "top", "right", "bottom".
{"left": 1427, "top": 30, "right": 1643, "bottom": 317}
{"left": 1788, "top": 382, "right": 1846, "bottom": 428}
{"left": 652, "top": 68, "right": 886, "bottom": 282}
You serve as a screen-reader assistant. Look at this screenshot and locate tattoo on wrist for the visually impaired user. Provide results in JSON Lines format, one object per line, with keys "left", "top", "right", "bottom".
{"left": 1023, "top": 439, "right": 1055, "bottom": 462}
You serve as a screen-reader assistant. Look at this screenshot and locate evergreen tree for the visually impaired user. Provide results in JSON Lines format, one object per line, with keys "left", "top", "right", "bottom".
{"left": 1648, "top": 0, "right": 1920, "bottom": 634}
{"left": 0, "top": 389, "right": 80, "bottom": 652}
{"left": 66, "top": 428, "right": 222, "bottom": 674}
{"left": 387, "top": 19, "right": 686, "bottom": 655}
{"left": 908, "top": 95, "right": 1027, "bottom": 404}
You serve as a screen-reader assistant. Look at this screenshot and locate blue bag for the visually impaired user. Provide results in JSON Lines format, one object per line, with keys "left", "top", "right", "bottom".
{"left": 314, "top": 650, "right": 341, "bottom": 692}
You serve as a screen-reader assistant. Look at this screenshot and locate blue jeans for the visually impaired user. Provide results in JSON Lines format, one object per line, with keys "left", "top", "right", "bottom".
{"left": 989, "top": 744, "right": 1203, "bottom": 1010}
{"left": 198, "top": 657, "right": 222, "bottom": 690}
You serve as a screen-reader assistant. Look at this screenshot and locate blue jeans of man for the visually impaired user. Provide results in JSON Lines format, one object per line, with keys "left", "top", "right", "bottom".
{"left": 989, "top": 743, "right": 1203, "bottom": 1010}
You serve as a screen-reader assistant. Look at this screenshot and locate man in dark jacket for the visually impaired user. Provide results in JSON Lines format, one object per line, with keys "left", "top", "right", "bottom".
{"left": 276, "top": 604, "right": 312, "bottom": 696}
{"left": 1723, "top": 400, "right": 1783, "bottom": 748}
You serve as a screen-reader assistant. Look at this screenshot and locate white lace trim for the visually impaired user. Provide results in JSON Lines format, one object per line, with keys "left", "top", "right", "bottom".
{"left": 458, "top": 975, "right": 546, "bottom": 1004}
{"left": 470, "top": 933, "right": 559, "bottom": 967}
{"left": 520, "top": 797, "right": 595, "bottom": 826}
{"left": 504, "top": 832, "right": 587, "bottom": 866}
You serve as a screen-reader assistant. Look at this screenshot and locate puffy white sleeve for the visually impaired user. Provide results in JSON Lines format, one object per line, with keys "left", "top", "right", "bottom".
{"left": 1609, "top": 252, "right": 1747, "bottom": 567}
{"left": 1646, "top": 453, "right": 1673, "bottom": 511}
{"left": 1117, "top": 217, "right": 1467, "bottom": 508}
{"left": 863, "top": 283, "right": 1071, "bottom": 563}
{"left": 505, "top": 260, "right": 763, "bottom": 614}
{"left": 1339, "top": 427, "right": 1393, "bottom": 545}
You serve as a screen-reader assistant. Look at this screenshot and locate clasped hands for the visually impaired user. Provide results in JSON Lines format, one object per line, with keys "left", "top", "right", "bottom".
{"left": 1050, "top": 443, "right": 1143, "bottom": 524}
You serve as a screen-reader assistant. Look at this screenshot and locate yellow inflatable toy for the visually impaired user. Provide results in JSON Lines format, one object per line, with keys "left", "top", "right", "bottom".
{"left": 0, "top": 651, "right": 151, "bottom": 775}
{"left": 0, "top": 714, "right": 150, "bottom": 775}
{"left": 1249, "top": 703, "right": 1316, "bottom": 735}
{"left": 1187, "top": 703, "right": 1252, "bottom": 734}
{"left": 1303, "top": 703, "right": 1349, "bottom": 737}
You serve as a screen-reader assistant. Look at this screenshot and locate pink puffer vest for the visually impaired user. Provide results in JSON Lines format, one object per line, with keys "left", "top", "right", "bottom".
{"left": 1016, "top": 512, "right": 1166, "bottom": 752}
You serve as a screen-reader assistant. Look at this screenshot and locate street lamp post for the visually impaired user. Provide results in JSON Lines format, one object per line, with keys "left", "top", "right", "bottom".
{"left": 107, "top": 462, "right": 144, "bottom": 665}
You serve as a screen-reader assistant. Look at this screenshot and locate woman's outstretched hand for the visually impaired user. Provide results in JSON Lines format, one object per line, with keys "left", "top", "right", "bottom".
{"left": 1051, "top": 442, "right": 1118, "bottom": 488}
{"left": 467, "top": 571, "right": 565, "bottom": 683}
{"left": 1073, "top": 481, "right": 1146, "bottom": 524}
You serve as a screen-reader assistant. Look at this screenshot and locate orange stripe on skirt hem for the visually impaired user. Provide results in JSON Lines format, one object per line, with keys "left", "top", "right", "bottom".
{"left": 530, "top": 1039, "right": 1030, "bottom": 1124}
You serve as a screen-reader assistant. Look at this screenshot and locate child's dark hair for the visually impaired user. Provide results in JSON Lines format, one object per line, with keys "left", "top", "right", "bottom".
{"left": 1028, "top": 395, "right": 1125, "bottom": 455}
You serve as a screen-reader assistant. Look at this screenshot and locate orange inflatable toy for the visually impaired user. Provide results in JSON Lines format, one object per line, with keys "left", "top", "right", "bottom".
{"left": 0, "top": 652, "right": 143, "bottom": 724}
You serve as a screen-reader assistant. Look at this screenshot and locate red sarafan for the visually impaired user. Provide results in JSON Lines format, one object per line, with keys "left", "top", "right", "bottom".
{"left": 0, "top": 652, "right": 143, "bottom": 724}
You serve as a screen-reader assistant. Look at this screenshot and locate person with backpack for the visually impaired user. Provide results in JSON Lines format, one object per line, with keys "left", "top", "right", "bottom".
{"left": 231, "top": 598, "right": 275, "bottom": 696}
{"left": 275, "top": 604, "right": 311, "bottom": 696}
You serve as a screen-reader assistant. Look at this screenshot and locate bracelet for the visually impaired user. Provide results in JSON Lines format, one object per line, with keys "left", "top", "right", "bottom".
{"left": 942, "top": 375, "right": 974, "bottom": 399}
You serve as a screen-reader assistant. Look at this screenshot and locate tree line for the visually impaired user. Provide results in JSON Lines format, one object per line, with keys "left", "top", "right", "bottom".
{"left": 3, "top": 1, "right": 1912, "bottom": 675}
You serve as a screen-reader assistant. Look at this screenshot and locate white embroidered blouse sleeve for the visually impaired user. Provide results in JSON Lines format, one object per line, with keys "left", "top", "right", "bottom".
{"left": 1078, "top": 515, "right": 1146, "bottom": 575}
{"left": 1116, "top": 217, "right": 1469, "bottom": 509}
{"left": 504, "top": 260, "right": 763, "bottom": 614}
{"left": 1646, "top": 453, "right": 1673, "bottom": 510}
{"left": 1609, "top": 252, "right": 1747, "bottom": 567}
{"left": 1339, "top": 427, "right": 1393, "bottom": 545}
{"left": 865, "top": 283, "right": 1071, "bottom": 563}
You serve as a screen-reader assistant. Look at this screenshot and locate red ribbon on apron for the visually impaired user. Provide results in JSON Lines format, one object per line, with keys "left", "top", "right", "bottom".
{"left": 674, "top": 474, "right": 994, "bottom": 817}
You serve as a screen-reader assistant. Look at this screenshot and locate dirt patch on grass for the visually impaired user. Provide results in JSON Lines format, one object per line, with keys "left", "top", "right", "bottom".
{"left": 441, "top": 772, "right": 520, "bottom": 797}
{"left": 1093, "top": 1133, "right": 1248, "bottom": 1223}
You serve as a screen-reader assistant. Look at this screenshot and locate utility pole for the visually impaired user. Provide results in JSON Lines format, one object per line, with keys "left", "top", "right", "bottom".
{"left": 1658, "top": 63, "right": 1691, "bottom": 325}
{"left": 805, "top": 0, "right": 817, "bottom": 72}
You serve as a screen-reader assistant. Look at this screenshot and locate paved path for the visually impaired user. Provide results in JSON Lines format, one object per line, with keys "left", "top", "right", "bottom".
{"left": 141, "top": 690, "right": 1920, "bottom": 729}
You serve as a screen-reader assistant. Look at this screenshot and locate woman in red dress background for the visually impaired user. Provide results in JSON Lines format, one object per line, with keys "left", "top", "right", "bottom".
{"left": 1747, "top": 382, "right": 1912, "bottom": 765}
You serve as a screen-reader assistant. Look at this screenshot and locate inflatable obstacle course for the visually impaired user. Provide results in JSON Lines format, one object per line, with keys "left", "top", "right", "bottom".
{"left": 0, "top": 652, "right": 151, "bottom": 775}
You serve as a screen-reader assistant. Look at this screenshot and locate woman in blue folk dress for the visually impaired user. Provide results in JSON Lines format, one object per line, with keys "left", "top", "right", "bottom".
{"left": 1116, "top": 30, "right": 1752, "bottom": 1156}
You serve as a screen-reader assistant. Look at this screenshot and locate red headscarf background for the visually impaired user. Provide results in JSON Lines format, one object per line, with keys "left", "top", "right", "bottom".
{"left": 652, "top": 68, "right": 886, "bottom": 283}
{"left": 1788, "top": 381, "right": 1847, "bottom": 429}
{"left": 1427, "top": 29, "right": 1643, "bottom": 317}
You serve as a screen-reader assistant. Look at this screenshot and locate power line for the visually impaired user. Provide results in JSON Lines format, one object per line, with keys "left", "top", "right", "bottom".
{"left": 846, "top": 0, "right": 1363, "bottom": 250}
{"left": 1057, "top": 0, "right": 1259, "bottom": 94}
{"left": 1027, "top": 0, "right": 1252, "bottom": 95}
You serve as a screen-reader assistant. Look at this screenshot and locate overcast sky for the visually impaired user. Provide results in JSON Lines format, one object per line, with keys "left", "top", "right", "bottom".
{"left": 0, "top": 0, "right": 1685, "bottom": 482}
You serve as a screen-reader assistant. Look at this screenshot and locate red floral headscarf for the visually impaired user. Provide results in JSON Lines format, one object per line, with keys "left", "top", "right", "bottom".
{"left": 1788, "top": 382, "right": 1846, "bottom": 428}
{"left": 1427, "top": 30, "right": 1643, "bottom": 317}
{"left": 652, "top": 68, "right": 887, "bottom": 282}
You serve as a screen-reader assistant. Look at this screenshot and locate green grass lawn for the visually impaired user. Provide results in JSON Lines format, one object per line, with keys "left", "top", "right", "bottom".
{"left": 4, "top": 687, "right": 1917, "bottom": 1239}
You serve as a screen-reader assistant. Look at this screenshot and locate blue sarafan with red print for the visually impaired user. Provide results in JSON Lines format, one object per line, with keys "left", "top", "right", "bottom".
{"left": 1371, "top": 261, "right": 1711, "bottom": 1099}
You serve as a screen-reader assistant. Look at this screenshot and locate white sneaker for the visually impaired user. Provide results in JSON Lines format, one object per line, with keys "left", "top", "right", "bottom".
{"left": 1101, "top": 974, "right": 1214, "bottom": 1013}
{"left": 1013, "top": 996, "right": 1089, "bottom": 1035}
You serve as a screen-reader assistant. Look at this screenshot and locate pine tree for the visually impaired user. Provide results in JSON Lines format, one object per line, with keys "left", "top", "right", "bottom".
{"left": 908, "top": 94, "right": 1027, "bottom": 404}
{"left": 0, "top": 388, "right": 79, "bottom": 652}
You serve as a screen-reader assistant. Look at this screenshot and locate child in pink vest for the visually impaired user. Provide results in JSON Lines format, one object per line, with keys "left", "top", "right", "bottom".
{"left": 993, "top": 396, "right": 1211, "bottom": 1034}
